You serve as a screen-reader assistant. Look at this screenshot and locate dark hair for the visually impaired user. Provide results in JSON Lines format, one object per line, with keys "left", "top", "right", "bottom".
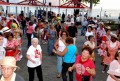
{"left": 60, "top": 30, "right": 68, "bottom": 37}
{"left": 105, "top": 29, "right": 110, "bottom": 33}
{"left": 34, "top": 25, "right": 39, "bottom": 31}
{"left": 26, "top": 17, "right": 30, "bottom": 22}
{"left": 65, "top": 37, "right": 73, "bottom": 44}
{"left": 29, "top": 22, "right": 33, "bottom": 26}
{"left": 13, "top": 20, "right": 19, "bottom": 27}
{"left": 6, "top": 33, "right": 14, "bottom": 39}
{"left": 82, "top": 46, "right": 93, "bottom": 55}
{"left": 115, "top": 51, "right": 120, "bottom": 60}
{"left": 88, "top": 35, "right": 94, "bottom": 41}
{"left": 0, "top": 32, "right": 3, "bottom": 36}
{"left": 88, "top": 26, "right": 93, "bottom": 30}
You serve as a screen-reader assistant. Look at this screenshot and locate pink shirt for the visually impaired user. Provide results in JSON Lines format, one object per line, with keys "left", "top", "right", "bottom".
{"left": 26, "top": 26, "right": 34, "bottom": 34}
{"left": 75, "top": 55, "right": 95, "bottom": 81}
{"left": 6, "top": 39, "right": 18, "bottom": 51}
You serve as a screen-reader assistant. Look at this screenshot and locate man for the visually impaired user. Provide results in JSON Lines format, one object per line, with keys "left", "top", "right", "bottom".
{"left": 0, "top": 56, "right": 25, "bottom": 81}
{"left": 67, "top": 22, "right": 78, "bottom": 45}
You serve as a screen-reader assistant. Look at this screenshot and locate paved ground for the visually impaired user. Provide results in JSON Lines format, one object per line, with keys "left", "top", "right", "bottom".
{"left": 16, "top": 29, "right": 109, "bottom": 81}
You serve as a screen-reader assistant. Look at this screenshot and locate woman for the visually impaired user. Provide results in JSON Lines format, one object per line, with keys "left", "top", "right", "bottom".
{"left": 85, "top": 25, "right": 94, "bottom": 41}
{"left": 54, "top": 30, "right": 68, "bottom": 78}
{"left": 107, "top": 50, "right": 120, "bottom": 81}
{"left": 98, "top": 27, "right": 111, "bottom": 73}
{"left": 53, "top": 37, "right": 77, "bottom": 81}
{"left": 103, "top": 34, "right": 120, "bottom": 73}
{"left": 55, "top": 21, "right": 61, "bottom": 38}
{"left": 96, "top": 22, "right": 106, "bottom": 46}
{"left": 68, "top": 46, "right": 96, "bottom": 81}
{"left": 5, "top": 33, "right": 18, "bottom": 57}
{"left": 31, "top": 26, "right": 40, "bottom": 39}
{"left": 46, "top": 24, "right": 57, "bottom": 55}
{"left": 83, "top": 35, "right": 96, "bottom": 62}
{"left": 26, "top": 38, "right": 43, "bottom": 81}
{"left": 26, "top": 21, "right": 34, "bottom": 47}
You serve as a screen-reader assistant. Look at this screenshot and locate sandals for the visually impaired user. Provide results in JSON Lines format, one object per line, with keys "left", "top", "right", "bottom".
{"left": 57, "top": 73, "right": 61, "bottom": 78}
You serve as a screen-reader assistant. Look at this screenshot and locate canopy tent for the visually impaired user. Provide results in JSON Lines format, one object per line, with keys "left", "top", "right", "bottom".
{"left": 10, "top": 0, "right": 44, "bottom": 6}
{"left": 0, "top": 0, "right": 10, "bottom": 5}
{"left": 59, "top": 0, "right": 88, "bottom": 9}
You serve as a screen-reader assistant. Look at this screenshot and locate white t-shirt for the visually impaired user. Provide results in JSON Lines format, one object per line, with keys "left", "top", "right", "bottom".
{"left": 33, "top": 24, "right": 37, "bottom": 30}
{"left": 3, "top": 38, "right": 7, "bottom": 48}
{"left": 76, "top": 16, "right": 80, "bottom": 22}
{"left": 27, "top": 45, "right": 42, "bottom": 68}
{"left": 85, "top": 31, "right": 94, "bottom": 37}
{"left": 0, "top": 46, "right": 5, "bottom": 60}
{"left": 70, "top": 18, "right": 74, "bottom": 22}
{"left": 84, "top": 41, "right": 95, "bottom": 49}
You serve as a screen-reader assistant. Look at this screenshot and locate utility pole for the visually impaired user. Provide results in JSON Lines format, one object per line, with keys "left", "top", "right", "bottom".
{"left": 100, "top": 7, "right": 102, "bottom": 21}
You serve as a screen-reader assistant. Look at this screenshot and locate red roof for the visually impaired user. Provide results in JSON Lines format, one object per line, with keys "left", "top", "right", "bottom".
{"left": 59, "top": 0, "right": 88, "bottom": 9}
{"left": 0, "top": 0, "right": 10, "bottom": 5}
{"left": 10, "top": 0, "right": 44, "bottom": 6}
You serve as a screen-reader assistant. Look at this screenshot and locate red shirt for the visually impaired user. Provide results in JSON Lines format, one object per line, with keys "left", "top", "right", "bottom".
{"left": 7, "top": 20, "right": 12, "bottom": 29}
{"left": 75, "top": 55, "right": 95, "bottom": 81}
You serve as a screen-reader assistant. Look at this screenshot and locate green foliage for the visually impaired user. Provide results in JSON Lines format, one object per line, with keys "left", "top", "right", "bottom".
{"left": 82, "top": 0, "right": 100, "bottom": 5}
{"left": 104, "top": 22, "right": 119, "bottom": 31}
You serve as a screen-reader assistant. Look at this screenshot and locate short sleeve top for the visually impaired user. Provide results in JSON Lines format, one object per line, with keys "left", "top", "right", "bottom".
{"left": 26, "top": 45, "right": 42, "bottom": 67}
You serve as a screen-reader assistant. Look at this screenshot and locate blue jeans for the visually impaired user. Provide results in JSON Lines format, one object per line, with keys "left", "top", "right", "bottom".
{"left": 57, "top": 56, "right": 63, "bottom": 73}
{"left": 81, "top": 26, "right": 87, "bottom": 36}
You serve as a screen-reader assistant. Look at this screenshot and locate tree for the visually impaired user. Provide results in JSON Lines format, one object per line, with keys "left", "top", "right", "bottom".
{"left": 82, "top": 0, "right": 100, "bottom": 16}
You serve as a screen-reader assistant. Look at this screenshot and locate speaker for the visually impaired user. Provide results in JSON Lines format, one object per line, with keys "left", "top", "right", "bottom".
{"left": 49, "top": 2, "right": 51, "bottom": 6}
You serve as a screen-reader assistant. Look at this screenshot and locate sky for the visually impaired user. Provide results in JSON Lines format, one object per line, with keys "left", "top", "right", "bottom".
{"left": 40, "top": 0, "right": 120, "bottom": 9}
{"left": 8, "top": 0, "right": 120, "bottom": 9}
{"left": 92, "top": 0, "right": 120, "bottom": 9}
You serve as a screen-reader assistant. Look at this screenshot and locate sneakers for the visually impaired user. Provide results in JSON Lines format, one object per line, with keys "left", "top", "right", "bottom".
{"left": 57, "top": 73, "right": 61, "bottom": 78}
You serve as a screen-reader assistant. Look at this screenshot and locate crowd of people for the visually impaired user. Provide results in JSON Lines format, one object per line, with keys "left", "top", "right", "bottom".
{"left": 0, "top": 11, "right": 120, "bottom": 81}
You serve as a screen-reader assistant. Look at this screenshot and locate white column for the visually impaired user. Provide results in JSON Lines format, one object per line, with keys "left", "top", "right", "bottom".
{"left": 6, "top": 6, "right": 8, "bottom": 16}
{"left": 46, "top": 7, "right": 48, "bottom": 20}
{"left": 58, "top": 0, "right": 60, "bottom": 14}
{"left": 81, "top": 9, "right": 84, "bottom": 22}
{"left": 36, "top": 7, "right": 38, "bottom": 17}
{"left": 27, "top": 7, "right": 29, "bottom": 17}
{"left": 16, "top": 6, "right": 17, "bottom": 17}
{"left": 21, "top": 6, "right": 22, "bottom": 11}
{"left": 65, "top": 9, "right": 67, "bottom": 22}
{"left": 24, "top": 7, "right": 26, "bottom": 14}
{"left": 8, "top": 6, "right": 10, "bottom": 13}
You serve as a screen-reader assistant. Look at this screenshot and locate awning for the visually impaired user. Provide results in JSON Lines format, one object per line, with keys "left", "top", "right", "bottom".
{"left": 0, "top": 0, "right": 10, "bottom": 5}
